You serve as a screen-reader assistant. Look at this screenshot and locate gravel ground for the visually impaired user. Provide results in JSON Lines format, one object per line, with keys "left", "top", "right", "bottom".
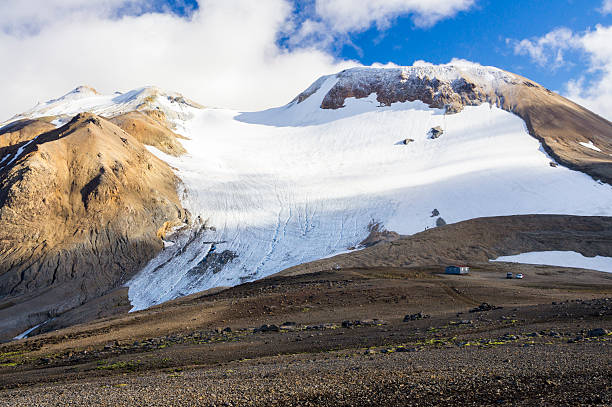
{"left": 1, "top": 342, "right": 610, "bottom": 406}
{"left": 1, "top": 268, "right": 610, "bottom": 406}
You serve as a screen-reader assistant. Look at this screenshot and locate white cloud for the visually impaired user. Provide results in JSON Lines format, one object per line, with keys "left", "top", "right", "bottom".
{"left": 512, "top": 24, "right": 612, "bottom": 120}
{"left": 314, "top": 0, "right": 476, "bottom": 31}
{"left": 509, "top": 28, "right": 580, "bottom": 67}
{"left": 0, "top": 0, "right": 150, "bottom": 36}
{"left": 0, "top": 0, "right": 479, "bottom": 121}
{"left": 564, "top": 25, "right": 612, "bottom": 121}
{"left": 601, "top": 0, "right": 612, "bottom": 14}
{"left": 0, "top": 0, "right": 358, "bottom": 120}
{"left": 289, "top": 0, "right": 476, "bottom": 50}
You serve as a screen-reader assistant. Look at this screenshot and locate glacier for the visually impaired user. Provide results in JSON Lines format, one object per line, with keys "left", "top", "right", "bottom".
{"left": 126, "top": 75, "right": 612, "bottom": 310}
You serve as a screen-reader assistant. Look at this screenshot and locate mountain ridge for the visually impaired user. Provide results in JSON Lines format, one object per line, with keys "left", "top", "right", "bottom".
{"left": 0, "top": 112, "right": 186, "bottom": 340}
{"left": 0, "top": 63, "right": 611, "bottom": 340}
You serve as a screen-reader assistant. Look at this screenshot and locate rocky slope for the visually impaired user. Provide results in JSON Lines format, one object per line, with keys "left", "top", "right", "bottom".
{"left": 0, "top": 113, "right": 186, "bottom": 340}
{"left": 280, "top": 215, "right": 612, "bottom": 276}
{"left": 0, "top": 118, "right": 56, "bottom": 149}
{"left": 109, "top": 111, "right": 188, "bottom": 156}
{"left": 1, "top": 252, "right": 610, "bottom": 406}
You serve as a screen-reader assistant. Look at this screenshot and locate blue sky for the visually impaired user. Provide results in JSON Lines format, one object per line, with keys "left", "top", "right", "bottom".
{"left": 335, "top": 0, "right": 612, "bottom": 93}
{"left": 1, "top": 0, "right": 611, "bottom": 119}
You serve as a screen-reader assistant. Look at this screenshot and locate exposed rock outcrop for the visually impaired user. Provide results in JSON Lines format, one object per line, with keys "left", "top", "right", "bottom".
{"left": 428, "top": 126, "right": 444, "bottom": 139}
{"left": 358, "top": 222, "right": 400, "bottom": 248}
{"left": 0, "top": 112, "right": 186, "bottom": 340}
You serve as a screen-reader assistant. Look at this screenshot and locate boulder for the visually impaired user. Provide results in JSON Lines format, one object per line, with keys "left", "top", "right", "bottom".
{"left": 403, "top": 312, "right": 430, "bottom": 322}
{"left": 428, "top": 126, "right": 444, "bottom": 139}
{"left": 587, "top": 328, "right": 609, "bottom": 337}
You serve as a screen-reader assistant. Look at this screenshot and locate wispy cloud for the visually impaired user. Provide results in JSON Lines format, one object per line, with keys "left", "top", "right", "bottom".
{"left": 0, "top": 0, "right": 357, "bottom": 119}
{"left": 314, "top": 0, "right": 475, "bottom": 31}
{"left": 290, "top": 0, "right": 476, "bottom": 48}
{"left": 564, "top": 25, "right": 612, "bottom": 120}
{"left": 0, "top": 0, "right": 152, "bottom": 36}
{"left": 601, "top": 0, "right": 612, "bottom": 14}
{"left": 510, "top": 23, "right": 612, "bottom": 120}
{"left": 0, "top": 0, "right": 477, "bottom": 120}
{"left": 507, "top": 28, "right": 580, "bottom": 68}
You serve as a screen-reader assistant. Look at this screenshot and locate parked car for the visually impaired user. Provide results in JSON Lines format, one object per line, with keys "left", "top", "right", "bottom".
{"left": 516, "top": 273, "right": 524, "bottom": 279}
{"left": 506, "top": 272, "right": 513, "bottom": 279}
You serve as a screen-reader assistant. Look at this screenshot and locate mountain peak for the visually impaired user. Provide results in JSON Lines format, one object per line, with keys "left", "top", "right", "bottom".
{"left": 70, "top": 85, "right": 100, "bottom": 95}
{"left": 2, "top": 85, "right": 203, "bottom": 129}
{"left": 52, "top": 86, "right": 100, "bottom": 103}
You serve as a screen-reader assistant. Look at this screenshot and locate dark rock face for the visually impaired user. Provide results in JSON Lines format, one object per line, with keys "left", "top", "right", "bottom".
{"left": 0, "top": 113, "right": 186, "bottom": 340}
{"left": 436, "top": 217, "right": 447, "bottom": 227}
{"left": 587, "top": 328, "right": 609, "bottom": 337}
{"left": 188, "top": 249, "right": 238, "bottom": 276}
{"left": 403, "top": 312, "right": 430, "bottom": 322}
{"left": 428, "top": 126, "right": 444, "bottom": 139}
{"left": 319, "top": 69, "right": 493, "bottom": 112}
{"left": 358, "top": 222, "right": 400, "bottom": 248}
{"left": 470, "top": 303, "right": 503, "bottom": 313}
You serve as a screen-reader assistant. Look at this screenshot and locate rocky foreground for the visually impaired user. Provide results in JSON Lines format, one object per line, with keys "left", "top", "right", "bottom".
{"left": 0, "top": 264, "right": 610, "bottom": 406}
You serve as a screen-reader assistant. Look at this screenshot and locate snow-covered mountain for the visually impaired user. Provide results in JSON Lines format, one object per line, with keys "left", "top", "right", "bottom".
{"left": 125, "top": 64, "right": 612, "bottom": 310}
{"left": 2, "top": 85, "right": 202, "bottom": 129}
{"left": 1, "top": 62, "right": 611, "bottom": 337}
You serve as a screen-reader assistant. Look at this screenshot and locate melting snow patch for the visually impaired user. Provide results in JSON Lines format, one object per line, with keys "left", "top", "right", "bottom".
{"left": 13, "top": 318, "right": 53, "bottom": 340}
{"left": 0, "top": 136, "right": 40, "bottom": 172}
{"left": 579, "top": 141, "right": 602, "bottom": 152}
{"left": 492, "top": 251, "right": 612, "bottom": 273}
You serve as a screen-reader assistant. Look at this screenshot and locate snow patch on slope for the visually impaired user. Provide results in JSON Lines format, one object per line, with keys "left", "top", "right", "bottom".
{"left": 579, "top": 141, "right": 602, "bottom": 152}
{"left": 493, "top": 252, "right": 612, "bottom": 273}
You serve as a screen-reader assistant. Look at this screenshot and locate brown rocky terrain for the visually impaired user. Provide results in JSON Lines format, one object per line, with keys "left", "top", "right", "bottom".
{"left": 0, "top": 259, "right": 610, "bottom": 406}
{"left": 300, "top": 67, "right": 612, "bottom": 185}
{"left": 0, "top": 118, "right": 56, "bottom": 149}
{"left": 109, "top": 111, "right": 187, "bottom": 156}
{"left": 0, "top": 113, "right": 186, "bottom": 341}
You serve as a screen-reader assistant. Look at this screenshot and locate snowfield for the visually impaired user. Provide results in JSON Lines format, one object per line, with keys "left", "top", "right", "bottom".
{"left": 493, "top": 252, "right": 612, "bottom": 273}
{"left": 6, "top": 66, "right": 612, "bottom": 311}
